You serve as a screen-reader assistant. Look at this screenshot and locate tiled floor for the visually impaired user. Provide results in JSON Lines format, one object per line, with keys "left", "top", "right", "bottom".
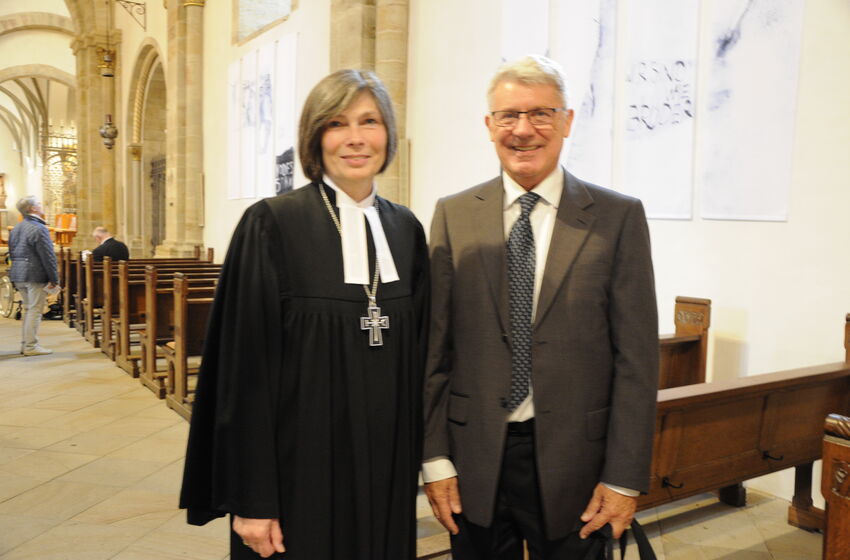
{"left": 0, "top": 316, "right": 823, "bottom": 559}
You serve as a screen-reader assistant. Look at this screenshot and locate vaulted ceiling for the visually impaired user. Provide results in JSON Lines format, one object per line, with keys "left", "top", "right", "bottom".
{"left": 0, "top": 6, "right": 78, "bottom": 163}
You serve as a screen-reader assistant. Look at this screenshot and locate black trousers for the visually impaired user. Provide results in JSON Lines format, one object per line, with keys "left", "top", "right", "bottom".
{"left": 450, "top": 421, "right": 602, "bottom": 560}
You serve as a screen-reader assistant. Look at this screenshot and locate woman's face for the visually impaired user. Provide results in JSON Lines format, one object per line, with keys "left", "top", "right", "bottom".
{"left": 321, "top": 92, "right": 387, "bottom": 195}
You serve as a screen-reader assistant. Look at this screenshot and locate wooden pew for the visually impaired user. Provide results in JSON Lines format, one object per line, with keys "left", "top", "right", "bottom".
{"left": 57, "top": 247, "right": 64, "bottom": 289}
{"left": 822, "top": 411, "right": 850, "bottom": 559}
{"left": 659, "top": 296, "right": 711, "bottom": 389}
{"left": 82, "top": 259, "right": 105, "bottom": 347}
{"left": 100, "top": 257, "right": 120, "bottom": 359}
{"left": 102, "top": 259, "right": 221, "bottom": 362}
{"left": 114, "top": 261, "right": 220, "bottom": 375}
{"left": 140, "top": 266, "right": 218, "bottom": 397}
{"left": 637, "top": 314, "right": 850, "bottom": 533}
{"left": 115, "top": 261, "right": 148, "bottom": 376}
{"left": 62, "top": 248, "right": 77, "bottom": 328}
{"left": 164, "top": 273, "right": 216, "bottom": 420}
{"left": 74, "top": 251, "right": 87, "bottom": 336}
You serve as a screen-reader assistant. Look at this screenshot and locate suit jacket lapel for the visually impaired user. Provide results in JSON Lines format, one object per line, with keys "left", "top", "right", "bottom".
{"left": 535, "top": 170, "right": 596, "bottom": 330}
{"left": 473, "top": 178, "right": 510, "bottom": 336}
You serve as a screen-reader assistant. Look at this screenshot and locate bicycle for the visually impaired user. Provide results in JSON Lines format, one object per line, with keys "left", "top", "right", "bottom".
{"left": 0, "top": 252, "right": 23, "bottom": 319}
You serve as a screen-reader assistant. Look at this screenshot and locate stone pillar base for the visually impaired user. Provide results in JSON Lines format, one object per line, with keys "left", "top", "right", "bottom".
{"left": 127, "top": 237, "right": 146, "bottom": 258}
{"left": 154, "top": 239, "right": 199, "bottom": 258}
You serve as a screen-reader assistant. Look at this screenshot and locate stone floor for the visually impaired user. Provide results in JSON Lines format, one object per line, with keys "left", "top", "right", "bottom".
{"left": 0, "top": 315, "right": 823, "bottom": 559}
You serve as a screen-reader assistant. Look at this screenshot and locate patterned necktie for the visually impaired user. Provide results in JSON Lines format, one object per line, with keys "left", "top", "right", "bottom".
{"left": 506, "top": 191, "right": 540, "bottom": 411}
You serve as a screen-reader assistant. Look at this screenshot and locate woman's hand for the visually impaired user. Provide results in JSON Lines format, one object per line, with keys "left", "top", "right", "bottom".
{"left": 233, "top": 516, "right": 285, "bottom": 558}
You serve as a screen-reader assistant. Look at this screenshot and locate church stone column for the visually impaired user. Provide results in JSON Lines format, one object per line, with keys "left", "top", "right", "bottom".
{"left": 157, "top": 0, "right": 204, "bottom": 257}
{"left": 330, "top": 0, "right": 376, "bottom": 71}
{"left": 330, "top": 0, "right": 410, "bottom": 205}
{"left": 70, "top": 31, "right": 119, "bottom": 251}
{"left": 374, "top": 0, "right": 408, "bottom": 205}
{"left": 126, "top": 143, "right": 143, "bottom": 255}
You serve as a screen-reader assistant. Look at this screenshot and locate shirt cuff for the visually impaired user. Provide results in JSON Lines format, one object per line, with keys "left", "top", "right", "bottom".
{"left": 602, "top": 482, "right": 640, "bottom": 497}
{"left": 421, "top": 457, "right": 458, "bottom": 483}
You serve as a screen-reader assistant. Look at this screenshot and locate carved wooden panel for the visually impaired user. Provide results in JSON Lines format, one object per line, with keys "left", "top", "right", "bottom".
{"left": 823, "top": 415, "right": 850, "bottom": 560}
{"left": 658, "top": 297, "right": 711, "bottom": 389}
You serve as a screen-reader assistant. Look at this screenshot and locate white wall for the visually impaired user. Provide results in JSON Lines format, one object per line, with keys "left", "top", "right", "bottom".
{"left": 407, "top": 0, "right": 502, "bottom": 229}
{"left": 408, "top": 0, "right": 850, "bottom": 504}
{"left": 0, "top": 29, "right": 75, "bottom": 71}
{"left": 0, "top": 124, "right": 26, "bottom": 218}
{"left": 0, "top": 0, "right": 68, "bottom": 18}
{"left": 201, "top": 0, "right": 330, "bottom": 255}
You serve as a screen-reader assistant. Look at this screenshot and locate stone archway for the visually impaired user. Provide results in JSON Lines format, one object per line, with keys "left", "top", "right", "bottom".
{"left": 125, "top": 42, "right": 167, "bottom": 256}
{"left": 0, "top": 12, "right": 75, "bottom": 37}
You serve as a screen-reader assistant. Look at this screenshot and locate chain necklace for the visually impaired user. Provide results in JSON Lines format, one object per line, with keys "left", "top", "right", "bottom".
{"left": 319, "top": 184, "right": 389, "bottom": 347}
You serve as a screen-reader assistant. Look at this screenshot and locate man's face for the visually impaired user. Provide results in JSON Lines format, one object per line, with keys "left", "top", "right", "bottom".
{"left": 485, "top": 81, "right": 574, "bottom": 190}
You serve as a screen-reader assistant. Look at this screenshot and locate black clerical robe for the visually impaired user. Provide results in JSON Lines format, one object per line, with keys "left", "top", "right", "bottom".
{"left": 180, "top": 183, "right": 429, "bottom": 560}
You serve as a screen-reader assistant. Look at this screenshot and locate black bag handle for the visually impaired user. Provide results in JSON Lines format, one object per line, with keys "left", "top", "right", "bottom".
{"left": 617, "top": 518, "right": 657, "bottom": 559}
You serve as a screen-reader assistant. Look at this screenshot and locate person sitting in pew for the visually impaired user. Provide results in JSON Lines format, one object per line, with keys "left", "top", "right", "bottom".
{"left": 90, "top": 226, "right": 129, "bottom": 262}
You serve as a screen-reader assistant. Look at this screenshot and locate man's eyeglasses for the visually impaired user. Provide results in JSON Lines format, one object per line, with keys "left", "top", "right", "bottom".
{"left": 490, "top": 108, "right": 566, "bottom": 128}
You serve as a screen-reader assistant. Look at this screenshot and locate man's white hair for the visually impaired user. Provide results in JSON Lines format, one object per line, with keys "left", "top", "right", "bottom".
{"left": 16, "top": 196, "right": 39, "bottom": 216}
{"left": 487, "top": 54, "right": 570, "bottom": 109}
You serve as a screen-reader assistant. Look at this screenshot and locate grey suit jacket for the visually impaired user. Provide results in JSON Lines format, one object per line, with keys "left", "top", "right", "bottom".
{"left": 423, "top": 170, "right": 659, "bottom": 539}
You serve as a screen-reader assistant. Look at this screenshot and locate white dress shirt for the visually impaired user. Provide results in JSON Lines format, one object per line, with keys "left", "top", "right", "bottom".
{"left": 421, "top": 167, "right": 638, "bottom": 497}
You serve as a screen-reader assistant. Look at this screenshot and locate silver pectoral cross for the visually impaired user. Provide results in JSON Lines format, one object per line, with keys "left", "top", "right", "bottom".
{"left": 360, "top": 301, "right": 389, "bottom": 347}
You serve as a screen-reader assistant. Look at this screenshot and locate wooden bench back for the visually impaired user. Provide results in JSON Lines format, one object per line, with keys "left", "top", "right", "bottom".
{"left": 62, "top": 248, "right": 78, "bottom": 326}
{"left": 659, "top": 296, "right": 711, "bottom": 388}
{"left": 145, "top": 266, "right": 219, "bottom": 342}
{"left": 639, "top": 321, "right": 850, "bottom": 512}
{"left": 174, "top": 273, "right": 216, "bottom": 356}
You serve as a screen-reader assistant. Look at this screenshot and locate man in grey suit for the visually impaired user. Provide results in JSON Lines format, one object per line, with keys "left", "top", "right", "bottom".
{"left": 9, "top": 196, "right": 58, "bottom": 356}
{"left": 422, "top": 55, "right": 659, "bottom": 559}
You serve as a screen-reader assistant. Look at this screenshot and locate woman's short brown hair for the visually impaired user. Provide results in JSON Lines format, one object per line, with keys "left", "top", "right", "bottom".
{"left": 298, "top": 69, "right": 398, "bottom": 184}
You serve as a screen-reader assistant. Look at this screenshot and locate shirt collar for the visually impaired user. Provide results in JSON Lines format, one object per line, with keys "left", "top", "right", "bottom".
{"left": 25, "top": 214, "right": 46, "bottom": 225}
{"left": 323, "top": 176, "right": 377, "bottom": 209}
{"left": 502, "top": 166, "right": 564, "bottom": 210}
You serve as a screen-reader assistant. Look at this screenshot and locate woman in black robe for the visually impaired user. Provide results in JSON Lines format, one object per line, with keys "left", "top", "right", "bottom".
{"left": 180, "top": 70, "right": 428, "bottom": 560}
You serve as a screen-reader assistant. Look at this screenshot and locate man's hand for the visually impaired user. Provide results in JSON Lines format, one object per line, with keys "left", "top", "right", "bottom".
{"left": 424, "top": 476, "right": 463, "bottom": 535}
{"left": 579, "top": 483, "right": 636, "bottom": 539}
{"left": 232, "top": 516, "right": 285, "bottom": 558}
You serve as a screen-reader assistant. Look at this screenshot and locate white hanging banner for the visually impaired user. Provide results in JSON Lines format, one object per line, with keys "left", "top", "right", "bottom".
{"left": 239, "top": 50, "right": 258, "bottom": 199}
{"left": 700, "top": 0, "right": 805, "bottom": 221}
{"left": 621, "top": 0, "right": 698, "bottom": 219}
{"left": 227, "top": 34, "right": 298, "bottom": 200}
{"left": 554, "top": 0, "right": 617, "bottom": 188}
{"left": 255, "top": 43, "right": 275, "bottom": 198}
{"left": 227, "top": 61, "right": 241, "bottom": 200}
{"left": 273, "top": 33, "right": 298, "bottom": 196}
